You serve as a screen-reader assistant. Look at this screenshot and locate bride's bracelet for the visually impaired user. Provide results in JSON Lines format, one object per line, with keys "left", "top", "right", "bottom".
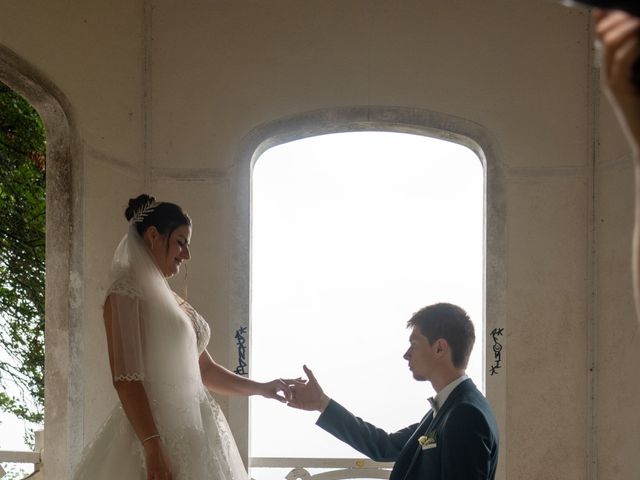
{"left": 141, "top": 433, "right": 161, "bottom": 444}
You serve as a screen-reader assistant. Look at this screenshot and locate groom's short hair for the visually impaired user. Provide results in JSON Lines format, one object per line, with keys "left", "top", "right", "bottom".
{"left": 407, "top": 303, "right": 475, "bottom": 368}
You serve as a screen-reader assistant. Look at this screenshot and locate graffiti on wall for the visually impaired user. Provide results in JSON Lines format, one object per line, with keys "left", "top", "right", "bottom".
{"left": 489, "top": 327, "right": 504, "bottom": 376}
{"left": 234, "top": 325, "right": 248, "bottom": 376}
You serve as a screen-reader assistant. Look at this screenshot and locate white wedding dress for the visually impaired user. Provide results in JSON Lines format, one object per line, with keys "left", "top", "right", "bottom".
{"left": 72, "top": 226, "right": 248, "bottom": 480}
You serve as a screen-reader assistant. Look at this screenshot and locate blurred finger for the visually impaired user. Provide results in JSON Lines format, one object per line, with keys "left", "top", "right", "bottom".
{"left": 614, "top": 36, "right": 640, "bottom": 73}
{"left": 592, "top": 8, "right": 606, "bottom": 23}
{"left": 601, "top": 19, "right": 640, "bottom": 80}
{"left": 595, "top": 10, "right": 635, "bottom": 37}
{"left": 602, "top": 17, "right": 640, "bottom": 50}
{"left": 609, "top": 35, "right": 640, "bottom": 90}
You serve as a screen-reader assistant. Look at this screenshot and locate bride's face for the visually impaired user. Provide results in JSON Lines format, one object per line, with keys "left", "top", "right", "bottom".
{"left": 149, "top": 224, "right": 192, "bottom": 277}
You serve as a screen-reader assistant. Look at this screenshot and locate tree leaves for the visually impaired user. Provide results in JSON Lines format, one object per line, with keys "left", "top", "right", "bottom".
{"left": 0, "top": 81, "right": 45, "bottom": 424}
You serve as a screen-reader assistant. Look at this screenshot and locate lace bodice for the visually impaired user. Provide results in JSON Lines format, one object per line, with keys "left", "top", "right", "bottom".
{"left": 107, "top": 275, "right": 211, "bottom": 355}
{"left": 174, "top": 294, "right": 211, "bottom": 355}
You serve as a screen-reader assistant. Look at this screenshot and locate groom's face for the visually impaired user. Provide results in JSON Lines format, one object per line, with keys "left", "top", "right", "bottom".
{"left": 403, "top": 327, "right": 438, "bottom": 382}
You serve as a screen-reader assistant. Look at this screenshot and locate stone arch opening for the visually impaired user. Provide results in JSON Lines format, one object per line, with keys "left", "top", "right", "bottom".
{"left": 0, "top": 44, "right": 80, "bottom": 479}
{"left": 230, "top": 106, "right": 507, "bottom": 465}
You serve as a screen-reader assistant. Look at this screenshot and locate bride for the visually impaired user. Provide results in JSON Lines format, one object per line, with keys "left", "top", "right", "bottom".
{"left": 72, "top": 194, "right": 292, "bottom": 480}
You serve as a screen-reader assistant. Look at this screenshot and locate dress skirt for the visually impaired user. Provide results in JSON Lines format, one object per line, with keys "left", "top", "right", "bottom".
{"left": 72, "top": 389, "right": 247, "bottom": 480}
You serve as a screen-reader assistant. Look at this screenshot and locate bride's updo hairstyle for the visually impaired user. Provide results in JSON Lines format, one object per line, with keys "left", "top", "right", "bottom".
{"left": 125, "top": 193, "right": 191, "bottom": 239}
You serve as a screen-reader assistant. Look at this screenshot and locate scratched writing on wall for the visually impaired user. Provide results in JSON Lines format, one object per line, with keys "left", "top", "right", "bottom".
{"left": 234, "top": 326, "right": 248, "bottom": 376}
{"left": 489, "top": 328, "right": 503, "bottom": 376}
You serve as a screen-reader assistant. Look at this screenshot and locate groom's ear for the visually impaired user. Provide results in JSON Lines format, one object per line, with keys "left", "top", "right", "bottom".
{"left": 434, "top": 338, "right": 452, "bottom": 361}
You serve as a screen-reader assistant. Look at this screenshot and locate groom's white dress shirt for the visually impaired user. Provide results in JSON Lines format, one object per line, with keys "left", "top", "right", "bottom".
{"left": 429, "top": 374, "right": 469, "bottom": 416}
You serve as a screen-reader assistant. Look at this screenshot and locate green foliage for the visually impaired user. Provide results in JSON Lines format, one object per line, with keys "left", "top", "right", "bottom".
{"left": 0, "top": 81, "right": 46, "bottom": 425}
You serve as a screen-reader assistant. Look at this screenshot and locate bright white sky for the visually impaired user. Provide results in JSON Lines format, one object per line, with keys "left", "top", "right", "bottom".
{"left": 249, "top": 131, "right": 484, "bottom": 465}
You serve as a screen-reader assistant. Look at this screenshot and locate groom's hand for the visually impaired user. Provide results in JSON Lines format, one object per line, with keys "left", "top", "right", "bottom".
{"left": 287, "top": 365, "right": 331, "bottom": 413}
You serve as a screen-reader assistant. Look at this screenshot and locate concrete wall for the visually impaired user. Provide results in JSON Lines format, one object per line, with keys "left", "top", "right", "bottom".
{"left": 0, "top": 0, "right": 626, "bottom": 478}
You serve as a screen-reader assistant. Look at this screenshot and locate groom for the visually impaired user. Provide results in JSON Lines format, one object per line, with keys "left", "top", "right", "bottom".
{"left": 288, "top": 302, "right": 499, "bottom": 479}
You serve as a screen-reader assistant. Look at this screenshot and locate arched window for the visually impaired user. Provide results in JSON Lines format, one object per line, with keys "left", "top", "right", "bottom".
{"left": 0, "top": 48, "right": 75, "bottom": 479}
{"left": 249, "top": 131, "right": 484, "bottom": 477}
{"left": 0, "top": 80, "right": 46, "bottom": 479}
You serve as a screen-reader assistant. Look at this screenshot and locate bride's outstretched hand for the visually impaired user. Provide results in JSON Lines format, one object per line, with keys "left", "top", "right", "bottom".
{"left": 258, "top": 378, "right": 299, "bottom": 403}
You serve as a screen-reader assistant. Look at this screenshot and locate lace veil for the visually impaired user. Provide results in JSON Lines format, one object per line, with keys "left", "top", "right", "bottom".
{"left": 106, "top": 223, "right": 204, "bottom": 431}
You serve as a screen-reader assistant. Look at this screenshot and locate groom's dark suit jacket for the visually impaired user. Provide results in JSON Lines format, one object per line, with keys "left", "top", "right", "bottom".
{"left": 316, "top": 379, "right": 498, "bottom": 480}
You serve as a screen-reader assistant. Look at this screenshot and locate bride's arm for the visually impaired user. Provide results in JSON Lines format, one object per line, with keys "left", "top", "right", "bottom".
{"left": 104, "top": 297, "right": 172, "bottom": 476}
{"left": 199, "top": 350, "right": 292, "bottom": 402}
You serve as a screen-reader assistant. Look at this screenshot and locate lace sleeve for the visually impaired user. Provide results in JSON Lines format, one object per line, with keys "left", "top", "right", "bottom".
{"left": 106, "top": 279, "right": 145, "bottom": 382}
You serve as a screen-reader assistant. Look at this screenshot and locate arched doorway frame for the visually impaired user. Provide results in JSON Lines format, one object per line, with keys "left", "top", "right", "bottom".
{"left": 230, "top": 106, "right": 507, "bottom": 473}
{"left": 0, "top": 44, "right": 81, "bottom": 479}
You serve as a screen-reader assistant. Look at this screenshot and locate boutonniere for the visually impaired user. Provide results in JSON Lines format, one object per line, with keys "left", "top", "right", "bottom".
{"left": 418, "top": 431, "right": 438, "bottom": 450}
